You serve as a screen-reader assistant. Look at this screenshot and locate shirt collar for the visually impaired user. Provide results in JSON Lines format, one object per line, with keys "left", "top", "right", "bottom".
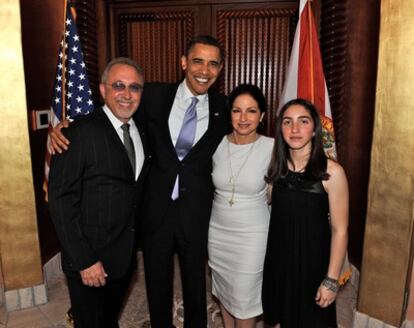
{"left": 179, "top": 79, "right": 208, "bottom": 107}
{"left": 102, "top": 104, "right": 135, "bottom": 130}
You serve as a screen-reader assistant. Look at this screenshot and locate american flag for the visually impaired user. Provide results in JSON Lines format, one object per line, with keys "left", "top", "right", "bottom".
{"left": 43, "top": 1, "right": 94, "bottom": 198}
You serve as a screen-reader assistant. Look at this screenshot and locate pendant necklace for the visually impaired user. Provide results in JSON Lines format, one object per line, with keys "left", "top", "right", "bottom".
{"left": 227, "top": 136, "right": 257, "bottom": 206}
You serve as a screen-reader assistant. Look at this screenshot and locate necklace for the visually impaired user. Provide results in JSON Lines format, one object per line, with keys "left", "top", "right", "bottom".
{"left": 226, "top": 136, "right": 258, "bottom": 206}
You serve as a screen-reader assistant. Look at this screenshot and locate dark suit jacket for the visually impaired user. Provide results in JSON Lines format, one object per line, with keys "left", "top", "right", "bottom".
{"left": 137, "top": 82, "right": 229, "bottom": 242}
{"left": 48, "top": 107, "right": 150, "bottom": 280}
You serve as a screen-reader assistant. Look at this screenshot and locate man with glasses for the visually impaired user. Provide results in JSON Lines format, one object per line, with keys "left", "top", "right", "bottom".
{"left": 48, "top": 57, "right": 149, "bottom": 328}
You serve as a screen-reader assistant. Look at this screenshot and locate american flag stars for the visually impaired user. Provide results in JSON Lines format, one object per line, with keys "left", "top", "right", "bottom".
{"left": 51, "top": 4, "right": 94, "bottom": 121}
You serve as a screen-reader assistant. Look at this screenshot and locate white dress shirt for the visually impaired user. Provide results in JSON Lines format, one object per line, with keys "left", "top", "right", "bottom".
{"left": 168, "top": 80, "right": 209, "bottom": 147}
{"left": 102, "top": 105, "right": 144, "bottom": 180}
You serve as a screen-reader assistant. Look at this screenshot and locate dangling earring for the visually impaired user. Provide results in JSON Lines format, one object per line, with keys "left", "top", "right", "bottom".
{"left": 312, "top": 131, "right": 316, "bottom": 137}
{"left": 259, "top": 113, "right": 265, "bottom": 129}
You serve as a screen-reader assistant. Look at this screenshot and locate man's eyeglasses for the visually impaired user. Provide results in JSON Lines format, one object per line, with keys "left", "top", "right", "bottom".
{"left": 108, "top": 81, "right": 144, "bottom": 93}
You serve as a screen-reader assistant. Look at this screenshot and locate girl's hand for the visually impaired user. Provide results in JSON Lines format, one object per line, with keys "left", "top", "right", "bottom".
{"left": 315, "top": 284, "right": 337, "bottom": 308}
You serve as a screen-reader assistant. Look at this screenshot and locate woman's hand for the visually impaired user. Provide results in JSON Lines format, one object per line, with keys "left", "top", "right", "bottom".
{"left": 266, "top": 183, "right": 273, "bottom": 204}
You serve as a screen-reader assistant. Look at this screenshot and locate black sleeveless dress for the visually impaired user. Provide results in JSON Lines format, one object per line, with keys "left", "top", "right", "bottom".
{"left": 262, "top": 171, "right": 337, "bottom": 327}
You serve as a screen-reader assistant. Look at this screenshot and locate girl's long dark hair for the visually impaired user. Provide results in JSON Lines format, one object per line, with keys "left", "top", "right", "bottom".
{"left": 265, "top": 98, "right": 329, "bottom": 183}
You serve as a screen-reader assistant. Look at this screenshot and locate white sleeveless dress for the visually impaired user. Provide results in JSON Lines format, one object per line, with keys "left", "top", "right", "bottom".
{"left": 208, "top": 135, "right": 274, "bottom": 319}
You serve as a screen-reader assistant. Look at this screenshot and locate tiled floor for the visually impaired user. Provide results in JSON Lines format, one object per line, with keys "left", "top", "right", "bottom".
{"left": 0, "top": 253, "right": 357, "bottom": 328}
{"left": 0, "top": 273, "right": 70, "bottom": 327}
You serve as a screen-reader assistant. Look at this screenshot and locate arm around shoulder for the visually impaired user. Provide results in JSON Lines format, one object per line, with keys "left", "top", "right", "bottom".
{"left": 48, "top": 119, "right": 71, "bottom": 154}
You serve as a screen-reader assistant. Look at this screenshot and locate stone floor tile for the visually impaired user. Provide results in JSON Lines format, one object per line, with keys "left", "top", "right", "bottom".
{"left": 6, "top": 307, "right": 51, "bottom": 328}
{"left": 45, "top": 276, "right": 69, "bottom": 303}
{"left": 37, "top": 297, "right": 70, "bottom": 326}
{"left": 0, "top": 306, "right": 7, "bottom": 326}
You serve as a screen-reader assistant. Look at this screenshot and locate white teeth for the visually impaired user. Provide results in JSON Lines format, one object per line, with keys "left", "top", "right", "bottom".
{"left": 195, "top": 77, "right": 208, "bottom": 83}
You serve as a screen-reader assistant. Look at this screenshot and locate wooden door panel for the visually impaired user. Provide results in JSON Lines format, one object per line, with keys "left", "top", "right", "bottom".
{"left": 108, "top": 4, "right": 213, "bottom": 83}
{"left": 214, "top": 3, "right": 297, "bottom": 135}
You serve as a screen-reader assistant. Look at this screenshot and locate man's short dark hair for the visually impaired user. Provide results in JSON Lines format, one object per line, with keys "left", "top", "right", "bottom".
{"left": 185, "top": 35, "right": 225, "bottom": 63}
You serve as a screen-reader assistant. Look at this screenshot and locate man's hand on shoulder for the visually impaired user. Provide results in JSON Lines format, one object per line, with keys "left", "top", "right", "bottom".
{"left": 48, "top": 119, "right": 71, "bottom": 154}
{"left": 80, "top": 261, "right": 108, "bottom": 287}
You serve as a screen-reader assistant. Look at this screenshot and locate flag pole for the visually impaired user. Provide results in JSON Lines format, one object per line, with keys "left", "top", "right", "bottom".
{"left": 61, "top": 0, "right": 68, "bottom": 119}
{"left": 307, "top": 0, "right": 315, "bottom": 103}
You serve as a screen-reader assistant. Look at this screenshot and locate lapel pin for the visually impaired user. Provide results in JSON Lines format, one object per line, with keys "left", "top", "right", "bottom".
{"left": 214, "top": 112, "right": 219, "bottom": 116}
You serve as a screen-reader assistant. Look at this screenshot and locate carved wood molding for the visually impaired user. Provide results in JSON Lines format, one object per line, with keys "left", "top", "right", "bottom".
{"left": 118, "top": 11, "right": 194, "bottom": 57}
{"left": 73, "top": 0, "right": 100, "bottom": 104}
{"left": 114, "top": 10, "right": 195, "bottom": 82}
{"left": 320, "top": 0, "right": 348, "bottom": 158}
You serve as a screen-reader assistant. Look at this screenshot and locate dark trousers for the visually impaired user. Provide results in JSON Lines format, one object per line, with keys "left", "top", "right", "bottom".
{"left": 143, "top": 200, "right": 208, "bottom": 328}
{"left": 66, "top": 266, "right": 132, "bottom": 328}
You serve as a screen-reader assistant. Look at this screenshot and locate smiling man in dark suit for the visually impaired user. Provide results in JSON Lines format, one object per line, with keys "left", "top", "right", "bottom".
{"left": 48, "top": 57, "right": 149, "bottom": 328}
{"left": 139, "top": 35, "right": 229, "bottom": 327}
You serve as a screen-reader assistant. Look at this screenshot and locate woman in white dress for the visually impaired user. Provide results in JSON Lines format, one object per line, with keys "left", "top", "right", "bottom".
{"left": 208, "top": 84, "right": 274, "bottom": 327}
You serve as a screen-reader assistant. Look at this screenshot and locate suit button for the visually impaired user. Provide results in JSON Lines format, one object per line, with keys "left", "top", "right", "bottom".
{"left": 130, "top": 228, "right": 135, "bottom": 232}
{"left": 180, "top": 187, "right": 186, "bottom": 192}
{"left": 181, "top": 162, "right": 185, "bottom": 166}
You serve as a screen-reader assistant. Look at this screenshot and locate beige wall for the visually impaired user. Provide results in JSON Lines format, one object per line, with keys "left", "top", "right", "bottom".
{"left": 358, "top": 0, "right": 414, "bottom": 325}
{"left": 0, "top": 1, "right": 43, "bottom": 290}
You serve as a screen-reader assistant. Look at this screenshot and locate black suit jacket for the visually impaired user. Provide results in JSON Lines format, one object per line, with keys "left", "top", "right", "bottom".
{"left": 137, "top": 82, "right": 229, "bottom": 241}
{"left": 48, "top": 107, "right": 150, "bottom": 280}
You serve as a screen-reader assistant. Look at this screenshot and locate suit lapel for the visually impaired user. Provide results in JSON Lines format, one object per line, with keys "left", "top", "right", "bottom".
{"left": 95, "top": 107, "right": 135, "bottom": 181}
{"left": 135, "top": 119, "right": 150, "bottom": 182}
{"left": 185, "top": 91, "right": 225, "bottom": 157}
{"left": 163, "top": 84, "right": 181, "bottom": 159}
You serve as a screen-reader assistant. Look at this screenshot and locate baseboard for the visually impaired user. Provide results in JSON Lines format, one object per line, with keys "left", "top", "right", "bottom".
{"left": 43, "top": 252, "right": 62, "bottom": 286}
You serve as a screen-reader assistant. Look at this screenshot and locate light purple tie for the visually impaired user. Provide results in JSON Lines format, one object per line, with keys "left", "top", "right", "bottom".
{"left": 171, "top": 96, "right": 198, "bottom": 200}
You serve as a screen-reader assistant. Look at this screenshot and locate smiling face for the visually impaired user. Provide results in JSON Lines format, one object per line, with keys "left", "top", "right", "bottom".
{"left": 281, "top": 104, "right": 315, "bottom": 152}
{"left": 99, "top": 63, "right": 144, "bottom": 123}
{"left": 231, "top": 93, "right": 264, "bottom": 141}
{"left": 181, "top": 43, "right": 223, "bottom": 95}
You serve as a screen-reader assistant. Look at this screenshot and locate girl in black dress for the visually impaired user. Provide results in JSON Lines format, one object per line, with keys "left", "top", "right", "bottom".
{"left": 262, "top": 98, "right": 349, "bottom": 327}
